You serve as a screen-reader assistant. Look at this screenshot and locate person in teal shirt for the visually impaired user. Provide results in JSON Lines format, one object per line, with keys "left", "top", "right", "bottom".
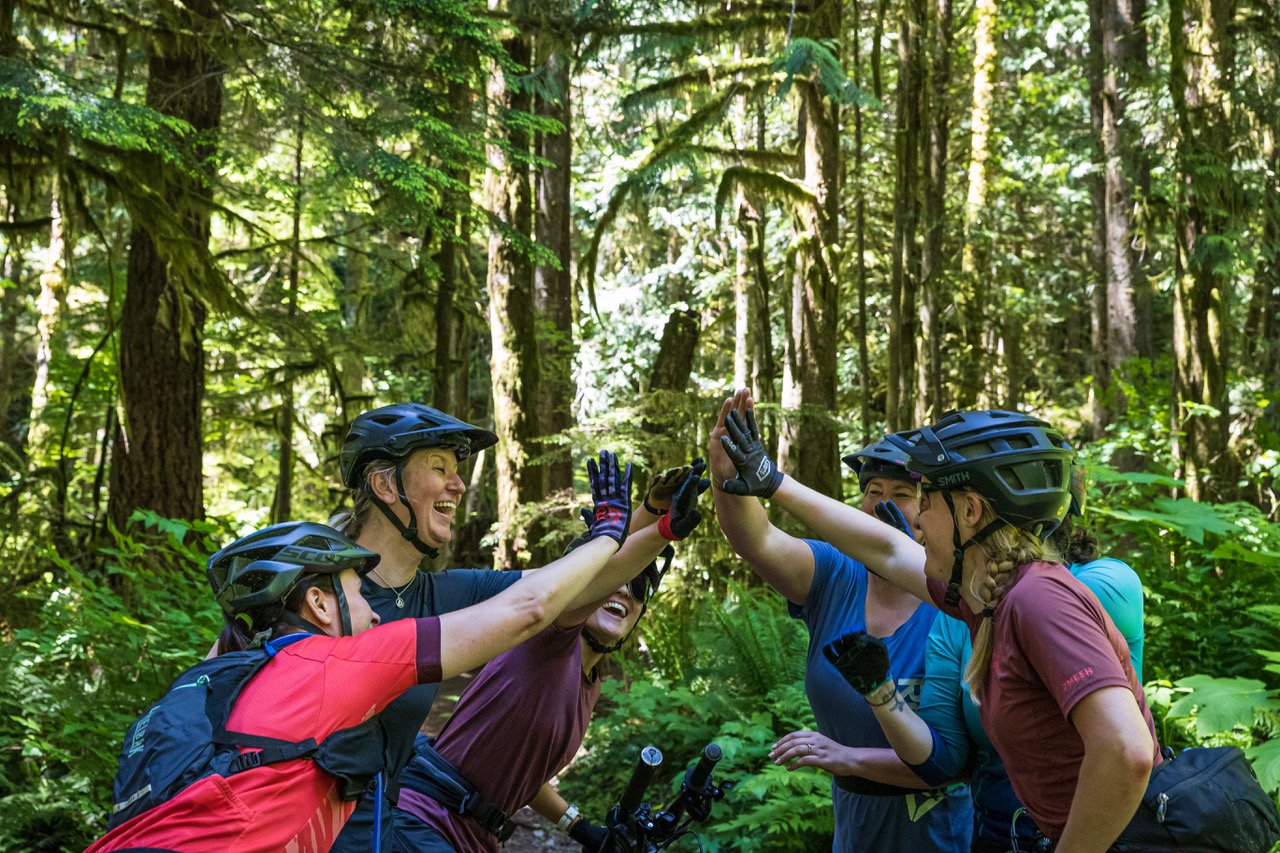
{"left": 915, "top": 507, "right": 1144, "bottom": 852}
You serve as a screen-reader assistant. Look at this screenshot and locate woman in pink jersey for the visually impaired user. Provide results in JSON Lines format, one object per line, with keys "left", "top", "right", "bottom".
{"left": 739, "top": 408, "right": 1162, "bottom": 852}
{"left": 86, "top": 450, "right": 635, "bottom": 853}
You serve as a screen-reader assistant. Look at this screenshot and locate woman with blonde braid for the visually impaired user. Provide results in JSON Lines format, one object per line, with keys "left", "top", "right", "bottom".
{"left": 769, "top": 410, "right": 1161, "bottom": 852}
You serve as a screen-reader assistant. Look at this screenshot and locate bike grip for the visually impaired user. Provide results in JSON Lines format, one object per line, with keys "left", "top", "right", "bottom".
{"left": 619, "top": 745, "right": 663, "bottom": 817}
{"left": 686, "top": 743, "right": 722, "bottom": 792}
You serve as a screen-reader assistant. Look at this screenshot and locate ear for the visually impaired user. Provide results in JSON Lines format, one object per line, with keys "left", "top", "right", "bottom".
{"left": 299, "top": 584, "right": 340, "bottom": 636}
{"left": 367, "top": 466, "right": 400, "bottom": 505}
{"left": 957, "top": 491, "right": 986, "bottom": 534}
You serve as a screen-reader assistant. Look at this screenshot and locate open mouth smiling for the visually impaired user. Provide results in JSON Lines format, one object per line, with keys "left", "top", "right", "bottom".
{"left": 602, "top": 599, "right": 629, "bottom": 619}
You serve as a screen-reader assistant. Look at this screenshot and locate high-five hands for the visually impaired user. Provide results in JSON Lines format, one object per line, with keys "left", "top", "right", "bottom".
{"left": 718, "top": 406, "right": 784, "bottom": 498}
{"left": 658, "top": 458, "right": 711, "bottom": 541}
{"left": 585, "top": 450, "right": 633, "bottom": 546}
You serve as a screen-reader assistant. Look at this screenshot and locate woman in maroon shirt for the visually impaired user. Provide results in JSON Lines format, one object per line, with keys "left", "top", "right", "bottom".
{"left": 719, "top": 401, "right": 1161, "bottom": 852}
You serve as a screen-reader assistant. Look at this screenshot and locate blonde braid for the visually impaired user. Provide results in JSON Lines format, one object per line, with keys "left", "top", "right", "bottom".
{"left": 964, "top": 501, "right": 1061, "bottom": 703}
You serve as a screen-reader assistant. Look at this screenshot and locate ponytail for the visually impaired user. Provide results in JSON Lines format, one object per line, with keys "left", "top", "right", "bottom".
{"left": 963, "top": 501, "right": 1060, "bottom": 703}
{"left": 212, "top": 574, "right": 337, "bottom": 654}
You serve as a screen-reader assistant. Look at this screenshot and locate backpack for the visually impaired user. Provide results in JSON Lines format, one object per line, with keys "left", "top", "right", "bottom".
{"left": 1110, "top": 746, "right": 1280, "bottom": 853}
{"left": 109, "top": 635, "right": 390, "bottom": 830}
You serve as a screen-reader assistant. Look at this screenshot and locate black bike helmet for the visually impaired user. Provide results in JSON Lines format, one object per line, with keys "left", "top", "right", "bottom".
{"left": 886, "top": 410, "right": 1073, "bottom": 604}
{"left": 208, "top": 521, "right": 379, "bottom": 644}
{"left": 843, "top": 437, "right": 922, "bottom": 491}
{"left": 340, "top": 404, "right": 497, "bottom": 557}
{"left": 340, "top": 403, "right": 497, "bottom": 489}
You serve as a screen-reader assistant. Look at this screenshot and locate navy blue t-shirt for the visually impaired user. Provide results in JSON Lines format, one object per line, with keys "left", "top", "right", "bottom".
{"left": 331, "top": 567, "right": 522, "bottom": 853}
{"left": 790, "top": 539, "right": 972, "bottom": 852}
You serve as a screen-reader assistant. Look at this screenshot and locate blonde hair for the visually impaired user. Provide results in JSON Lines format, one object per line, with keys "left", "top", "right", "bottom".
{"left": 964, "top": 499, "right": 1061, "bottom": 703}
{"left": 329, "top": 457, "right": 399, "bottom": 538}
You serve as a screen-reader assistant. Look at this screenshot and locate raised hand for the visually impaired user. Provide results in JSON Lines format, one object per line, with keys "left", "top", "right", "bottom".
{"left": 586, "top": 450, "right": 633, "bottom": 545}
{"left": 874, "top": 500, "right": 915, "bottom": 542}
{"left": 643, "top": 463, "right": 695, "bottom": 514}
{"left": 823, "top": 631, "right": 892, "bottom": 696}
{"left": 658, "top": 458, "right": 711, "bottom": 540}
{"left": 718, "top": 406, "right": 784, "bottom": 498}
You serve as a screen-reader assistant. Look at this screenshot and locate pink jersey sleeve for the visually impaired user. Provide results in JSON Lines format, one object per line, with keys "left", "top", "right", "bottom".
{"left": 1007, "top": 573, "right": 1133, "bottom": 720}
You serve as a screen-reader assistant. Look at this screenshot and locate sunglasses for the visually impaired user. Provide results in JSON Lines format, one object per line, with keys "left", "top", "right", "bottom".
{"left": 627, "top": 546, "right": 675, "bottom": 603}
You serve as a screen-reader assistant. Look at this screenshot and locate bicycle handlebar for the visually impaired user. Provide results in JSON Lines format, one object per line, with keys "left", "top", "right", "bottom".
{"left": 619, "top": 745, "right": 663, "bottom": 818}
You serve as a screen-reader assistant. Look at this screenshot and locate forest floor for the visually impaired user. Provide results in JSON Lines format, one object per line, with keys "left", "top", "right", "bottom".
{"left": 423, "top": 673, "right": 579, "bottom": 853}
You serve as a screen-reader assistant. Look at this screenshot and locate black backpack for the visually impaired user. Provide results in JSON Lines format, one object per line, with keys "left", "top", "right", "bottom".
{"left": 109, "top": 636, "right": 391, "bottom": 830}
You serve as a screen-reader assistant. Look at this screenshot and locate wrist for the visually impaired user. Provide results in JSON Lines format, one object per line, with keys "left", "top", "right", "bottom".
{"left": 557, "top": 803, "right": 581, "bottom": 832}
{"left": 864, "top": 678, "right": 896, "bottom": 706}
{"left": 657, "top": 512, "right": 680, "bottom": 541}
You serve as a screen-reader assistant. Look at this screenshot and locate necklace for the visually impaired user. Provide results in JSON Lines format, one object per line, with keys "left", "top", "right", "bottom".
{"left": 371, "top": 567, "right": 417, "bottom": 609}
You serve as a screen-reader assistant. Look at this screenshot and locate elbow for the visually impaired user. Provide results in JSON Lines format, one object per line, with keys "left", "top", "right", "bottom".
{"left": 1101, "top": 736, "right": 1155, "bottom": 794}
{"left": 509, "top": 589, "right": 552, "bottom": 641}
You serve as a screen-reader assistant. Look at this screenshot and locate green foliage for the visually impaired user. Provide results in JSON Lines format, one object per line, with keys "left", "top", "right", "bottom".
{"left": 560, "top": 584, "right": 833, "bottom": 849}
{"left": 0, "top": 514, "right": 223, "bottom": 851}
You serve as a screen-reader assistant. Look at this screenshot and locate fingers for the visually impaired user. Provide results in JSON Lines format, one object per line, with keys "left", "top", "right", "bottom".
{"left": 621, "top": 462, "right": 633, "bottom": 497}
{"left": 712, "top": 396, "right": 734, "bottom": 437}
{"left": 724, "top": 409, "right": 749, "bottom": 448}
{"left": 719, "top": 433, "right": 745, "bottom": 464}
{"left": 579, "top": 507, "right": 594, "bottom": 529}
{"left": 745, "top": 406, "right": 761, "bottom": 442}
{"left": 586, "top": 456, "right": 600, "bottom": 491}
{"left": 719, "top": 477, "right": 748, "bottom": 496}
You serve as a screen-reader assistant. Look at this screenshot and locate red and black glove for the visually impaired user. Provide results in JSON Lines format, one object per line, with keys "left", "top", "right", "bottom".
{"left": 586, "top": 450, "right": 633, "bottom": 546}
{"left": 658, "top": 458, "right": 711, "bottom": 541}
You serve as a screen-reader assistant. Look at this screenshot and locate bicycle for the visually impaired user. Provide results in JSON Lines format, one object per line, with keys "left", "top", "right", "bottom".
{"left": 600, "top": 743, "right": 731, "bottom": 852}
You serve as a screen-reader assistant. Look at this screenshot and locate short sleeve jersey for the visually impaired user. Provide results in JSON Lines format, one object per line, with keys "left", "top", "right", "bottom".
{"left": 917, "top": 557, "right": 1145, "bottom": 845}
{"left": 332, "top": 568, "right": 523, "bottom": 853}
{"left": 86, "top": 618, "right": 442, "bottom": 853}
{"left": 927, "top": 562, "right": 1160, "bottom": 840}
{"left": 791, "top": 539, "right": 973, "bottom": 852}
{"left": 397, "top": 623, "right": 601, "bottom": 852}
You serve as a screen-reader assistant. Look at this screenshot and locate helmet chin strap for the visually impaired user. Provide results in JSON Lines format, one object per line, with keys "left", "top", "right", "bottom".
{"left": 370, "top": 462, "right": 441, "bottom": 559}
{"left": 940, "top": 490, "right": 1007, "bottom": 606}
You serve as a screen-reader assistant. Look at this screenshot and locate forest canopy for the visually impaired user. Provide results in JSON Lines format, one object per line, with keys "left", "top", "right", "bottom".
{"left": 1, "top": 0, "right": 1279, "bottom": 847}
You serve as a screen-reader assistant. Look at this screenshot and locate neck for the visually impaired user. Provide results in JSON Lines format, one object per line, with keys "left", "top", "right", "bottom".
{"left": 357, "top": 517, "right": 429, "bottom": 587}
{"left": 581, "top": 637, "right": 604, "bottom": 676}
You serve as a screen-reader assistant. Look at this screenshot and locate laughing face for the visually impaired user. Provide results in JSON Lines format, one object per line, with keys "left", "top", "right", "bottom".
{"left": 585, "top": 584, "right": 645, "bottom": 645}
{"left": 398, "top": 447, "right": 466, "bottom": 548}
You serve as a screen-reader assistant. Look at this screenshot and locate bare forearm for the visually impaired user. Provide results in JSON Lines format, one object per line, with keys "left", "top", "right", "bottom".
{"left": 569, "top": 525, "right": 667, "bottom": 608}
{"left": 530, "top": 782, "right": 567, "bottom": 823}
{"left": 844, "top": 747, "right": 934, "bottom": 788}
{"left": 712, "top": 489, "right": 773, "bottom": 559}
{"left": 866, "top": 681, "right": 937, "bottom": 765}
{"left": 772, "top": 478, "right": 930, "bottom": 602}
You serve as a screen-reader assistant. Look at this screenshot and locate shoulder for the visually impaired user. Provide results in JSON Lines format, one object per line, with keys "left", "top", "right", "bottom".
{"left": 805, "top": 538, "right": 867, "bottom": 577}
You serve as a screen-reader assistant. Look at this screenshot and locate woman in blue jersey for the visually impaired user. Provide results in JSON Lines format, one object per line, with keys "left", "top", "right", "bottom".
{"left": 709, "top": 389, "right": 973, "bottom": 852}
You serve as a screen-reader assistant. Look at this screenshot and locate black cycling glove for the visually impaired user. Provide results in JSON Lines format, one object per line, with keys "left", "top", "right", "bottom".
{"left": 586, "top": 450, "right": 633, "bottom": 545}
{"left": 569, "top": 818, "right": 609, "bottom": 851}
{"left": 823, "top": 631, "right": 892, "bottom": 696}
{"left": 719, "top": 408, "right": 784, "bottom": 498}
{"left": 659, "top": 458, "right": 711, "bottom": 540}
{"left": 874, "top": 500, "right": 915, "bottom": 542}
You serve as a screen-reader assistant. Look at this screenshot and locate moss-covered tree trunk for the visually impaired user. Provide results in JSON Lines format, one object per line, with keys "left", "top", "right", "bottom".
{"left": 108, "top": 2, "right": 223, "bottom": 532}
{"left": 534, "top": 32, "right": 576, "bottom": 498}
{"left": 779, "top": 0, "right": 841, "bottom": 498}
{"left": 486, "top": 23, "right": 544, "bottom": 568}
{"left": 915, "top": 0, "right": 953, "bottom": 424}
{"left": 1169, "top": 0, "right": 1236, "bottom": 500}
{"left": 887, "top": 0, "right": 924, "bottom": 430}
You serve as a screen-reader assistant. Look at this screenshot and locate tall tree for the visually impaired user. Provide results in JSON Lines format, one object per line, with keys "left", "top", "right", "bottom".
{"left": 887, "top": 0, "right": 925, "bottom": 430}
{"left": 486, "top": 13, "right": 544, "bottom": 568}
{"left": 107, "top": 0, "right": 224, "bottom": 532}
{"left": 779, "top": 2, "right": 842, "bottom": 498}
{"left": 958, "top": 0, "right": 998, "bottom": 407}
{"left": 915, "top": 0, "right": 953, "bottom": 424}
{"left": 1169, "top": 0, "right": 1237, "bottom": 499}
{"left": 534, "top": 22, "right": 576, "bottom": 497}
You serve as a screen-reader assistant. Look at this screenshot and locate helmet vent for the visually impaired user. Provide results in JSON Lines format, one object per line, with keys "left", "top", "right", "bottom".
{"left": 294, "top": 535, "right": 332, "bottom": 550}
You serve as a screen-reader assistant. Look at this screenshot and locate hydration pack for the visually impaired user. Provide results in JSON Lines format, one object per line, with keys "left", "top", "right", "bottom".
{"left": 109, "top": 635, "right": 390, "bottom": 829}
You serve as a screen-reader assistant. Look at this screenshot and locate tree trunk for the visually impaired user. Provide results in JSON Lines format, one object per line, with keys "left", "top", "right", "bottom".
{"left": 108, "top": 3, "right": 223, "bottom": 532}
{"left": 958, "top": 0, "right": 998, "bottom": 408}
{"left": 887, "top": 0, "right": 924, "bottom": 429}
{"left": 534, "top": 34, "right": 575, "bottom": 497}
{"left": 0, "top": 185, "right": 31, "bottom": 462}
{"left": 1169, "top": 0, "right": 1236, "bottom": 500}
{"left": 486, "top": 22, "right": 544, "bottom": 569}
{"left": 26, "top": 180, "right": 65, "bottom": 461}
{"left": 778, "top": 0, "right": 841, "bottom": 498}
{"left": 433, "top": 73, "right": 475, "bottom": 420}
{"left": 271, "top": 115, "right": 304, "bottom": 525}
{"left": 915, "top": 0, "right": 953, "bottom": 425}
{"left": 852, "top": 0, "right": 872, "bottom": 443}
